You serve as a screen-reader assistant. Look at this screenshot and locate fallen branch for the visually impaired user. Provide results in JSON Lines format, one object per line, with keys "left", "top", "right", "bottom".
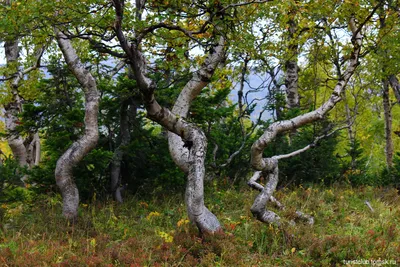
{"left": 364, "top": 200, "right": 375, "bottom": 213}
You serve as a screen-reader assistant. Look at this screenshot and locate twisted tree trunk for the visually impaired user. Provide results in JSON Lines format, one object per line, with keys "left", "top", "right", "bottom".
{"left": 167, "top": 36, "right": 225, "bottom": 231}
{"left": 249, "top": 18, "right": 363, "bottom": 224}
{"left": 54, "top": 29, "right": 99, "bottom": 221}
{"left": 111, "top": 0, "right": 224, "bottom": 233}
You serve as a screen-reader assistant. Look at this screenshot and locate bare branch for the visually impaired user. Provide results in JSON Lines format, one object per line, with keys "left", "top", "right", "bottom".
{"left": 274, "top": 125, "right": 349, "bottom": 160}
{"left": 220, "top": 0, "right": 272, "bottom": 13}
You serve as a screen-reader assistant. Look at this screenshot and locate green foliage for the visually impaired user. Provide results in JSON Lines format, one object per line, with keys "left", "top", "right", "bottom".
{"left": 340, "top": 139, "right": 369, "bottom": 185}
{"left": 379, "top": 153, "right": 400, "bottom": 187}
{"left": 264, "top": 120, "right": 342, "bottom": 186}
{"left": 122, "top": 119, "right": 186, "bottom": 193}
{"left": 0, "top": 157, "right": 26, "bottom": 201}
{"left": 191, "top": 87, "right": 256, "bottom": 182}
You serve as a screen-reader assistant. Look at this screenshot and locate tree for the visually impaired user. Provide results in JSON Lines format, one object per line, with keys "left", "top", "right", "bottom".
{"left": 53, "top": 28, "right": 100, "bottom": 221}
{"left": 1, "top": 0, "right": 44, "bottom": 185}
{"left": 248, "top": 7, "right": 371, "bottom": 224}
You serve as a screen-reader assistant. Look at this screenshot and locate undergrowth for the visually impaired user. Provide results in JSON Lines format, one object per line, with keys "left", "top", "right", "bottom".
{"left": 0, "top": 185, "right": 399, "bottom": 266}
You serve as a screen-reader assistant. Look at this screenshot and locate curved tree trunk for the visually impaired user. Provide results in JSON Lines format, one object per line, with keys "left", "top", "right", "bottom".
{"left": 111, "top": 0, "right": 224, "bottom": 234}
{"left": 54, "top": 29, "right": 100, "bottom": 221}
{"left": 249, "top": 18, "right": 363, "bottom": 224}
{"left": 167, "top": 36, "right": 225, "bottom": 231}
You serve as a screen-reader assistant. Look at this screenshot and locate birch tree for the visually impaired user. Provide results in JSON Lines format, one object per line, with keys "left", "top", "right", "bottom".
{"left": 53, "top": 28, "right": 100, "bottom": 221}
{"left": 248, "top": 7, "right": 373, "bottom": 224}
{"left": 1, "top": 0, "right": 44, "bottom": 185}
{"left": 108, "top": 0, "right": 232, "bottom": 234}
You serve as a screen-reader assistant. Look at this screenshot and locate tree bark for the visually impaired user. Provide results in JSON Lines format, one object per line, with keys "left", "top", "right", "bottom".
{"left": 382, "top": 78, "right": 393, "bottom": 168}
{"left": 284, "top": 7, "right": 300, "bottom": 109}
{"left": 27, "top": 133, "right": 41, "bottom": 167}
{"left": 4, "top": 39, "right": 30, "bottom": 185}
{"left": 379, "top": 9, "right": 394, "bottom": 168}
{"left": 54, "top": 28, "right": 100, "bottom": 221}
{"left": 112, "top": 0, "right": 224, "bottom": 234}
{"left": 389, "top": 75, "right": 400, "bottom": 103}
{"left": 166, "top": 36, "right": 225, "bottom": 232}
{"left": 249, "top": 18, "right": 363, "bottom": 224}
{"left": 167, "top": 36, "right": 225, "bottom": 172}
{"left": 110, "top": 100, "right": 136, "bottom": 203}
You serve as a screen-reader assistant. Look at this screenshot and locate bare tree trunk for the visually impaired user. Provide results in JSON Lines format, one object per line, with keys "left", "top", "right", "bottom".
{"left": 4, "top": 40, "right": 29, "bottom": 185}
{"left": 379, "top": 9, "right": 394, "bottom": 168}
{"left": 284, "top": 8, "right": 300, "bottom": 109}
{"left": 112, "top": 0, "right": 224, "bottom": 234}
{"left": 111, "top": 100, "right": 136, "bottom": 203}
{"left": 26, "top": 133, "right": 41, "bottom": 167}
{"left": 54, "top": 29, "right": 100, "bottom": 221}
{"left": 249, "top": 18, "right": 363, "bottom": 224}
{"left": 382, "top": 78, "right": 393, "bottom": 168}
{"left": 166, "top": 36, "right": 225, "bottom": 232}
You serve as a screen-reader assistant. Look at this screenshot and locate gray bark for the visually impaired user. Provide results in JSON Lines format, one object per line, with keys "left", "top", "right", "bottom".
{"left": 167, "top": 36, "right": 225, "bottom": 232}
{"left": 284, "top": 8, "right": 300, "bottom": 109}
{"left": 112, "top": 0, "right": 224, "bottom": 233}
{"left": 249, "top": 18, "right": 363, "bottom": 224}
{"left": 167, "top": 36, "right": 225, "bottom": 172}
{"left": 4, "top": 39, "right": 29, "bottom": 185}
{"left": 54, "top": 29, "right": 100, "bottom": 221}
{"left": 382, "top": 78, "right": 393, "bottom": 168}
{"left": 379, "top": 10, "right": 394, "bottom": 168}
{"left": 27, "top": 133, "right": 41, "bottom": 167}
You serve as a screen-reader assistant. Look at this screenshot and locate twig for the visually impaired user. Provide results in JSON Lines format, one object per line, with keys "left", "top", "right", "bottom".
{"left": 364, "top": 200, "right": 374, "bottom": 213}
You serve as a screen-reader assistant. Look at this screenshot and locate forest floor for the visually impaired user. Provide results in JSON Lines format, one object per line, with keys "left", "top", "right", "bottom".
{"left": 0, "top": 184, "right": 399, "bottom": 266}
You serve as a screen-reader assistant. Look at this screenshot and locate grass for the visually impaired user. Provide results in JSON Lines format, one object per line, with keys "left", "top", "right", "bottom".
{"left": 0, "top": 184, "right": 399, "bottom": 266}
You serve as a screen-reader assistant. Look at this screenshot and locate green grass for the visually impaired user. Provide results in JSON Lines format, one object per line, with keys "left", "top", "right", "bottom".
{"left": 0, "top": 185, "right": 399, "bottom": 266}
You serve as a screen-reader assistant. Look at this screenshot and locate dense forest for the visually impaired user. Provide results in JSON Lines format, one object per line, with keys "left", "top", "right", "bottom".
{"left": 0, "top": 0, "right": 399, "bottom": 265}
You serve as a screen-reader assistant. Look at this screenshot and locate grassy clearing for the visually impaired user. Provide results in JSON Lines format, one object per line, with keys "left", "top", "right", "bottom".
{"left": 0, "top": 185, "right": 399, "bottom": 266}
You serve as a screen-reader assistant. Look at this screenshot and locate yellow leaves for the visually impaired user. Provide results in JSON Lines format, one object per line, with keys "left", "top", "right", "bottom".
{"left": 291, "top": 247, "right": 296, "bottom": 253}
{"left": 146, "top": 211, "right": 161, "bottom": 220}
{"left": 177, "top": 218, "right": 189, "bottom": 228}
{"left": 158, "top": 231, "right": 173, "bottom": 243}
{"left": 240, "top": 215, "right": 251, "bottom": 221}
{"left": 343, "top": 189, "right": 354, "bottom": 196}
{"left": 140, "top": 201, "right": 149, "bottom": 208}
{"left": 90, "top": 238, "right": 96, "bottom": 249}
{"left": 6, "top": 204, "right": 23, "bottom": 218}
